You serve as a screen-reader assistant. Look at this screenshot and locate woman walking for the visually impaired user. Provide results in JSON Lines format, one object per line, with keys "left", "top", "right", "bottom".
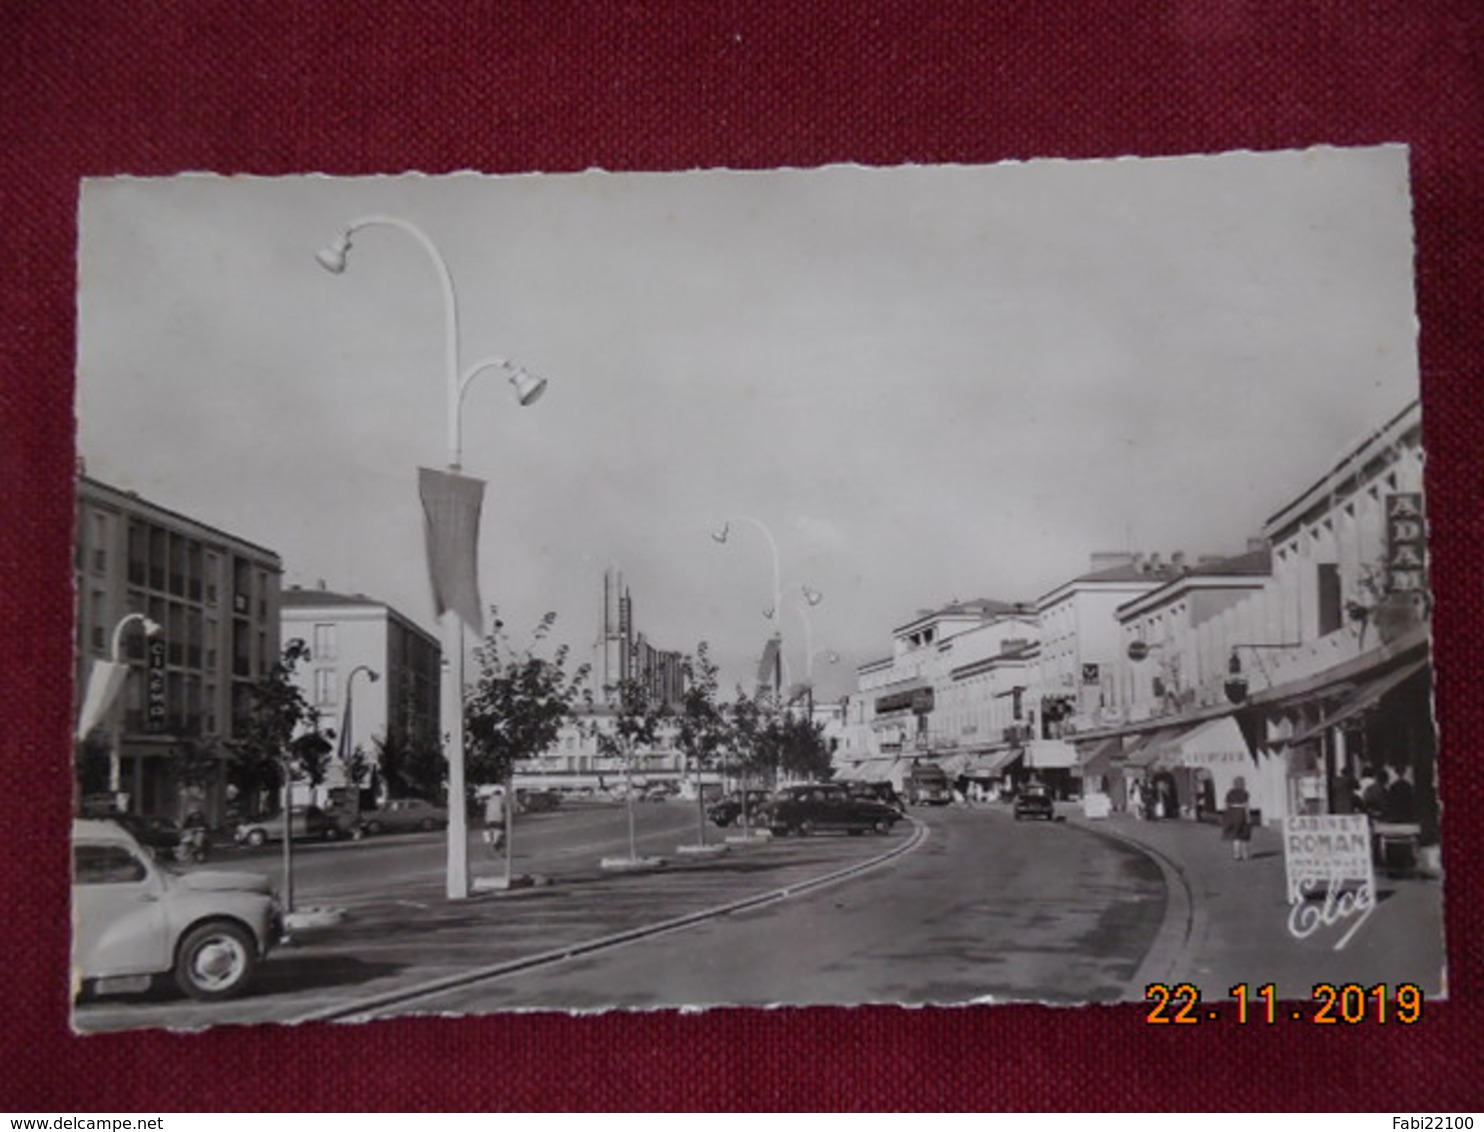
{"left": 1222, "top": 775, "right": 1253, "bottom": 861}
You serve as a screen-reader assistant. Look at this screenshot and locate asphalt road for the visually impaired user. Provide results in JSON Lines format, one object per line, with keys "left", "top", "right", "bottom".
{"left": 73, "top": 800, "right": 1165, "bottom": 1032}
{"left": 391, "top": 803, "right": 1166, "bottom": 1013}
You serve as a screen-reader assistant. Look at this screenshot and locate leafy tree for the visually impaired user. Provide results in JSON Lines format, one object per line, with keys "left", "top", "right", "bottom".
{"left": 675, "top": 643, "right": 729, "bottom": 845}
{"left": 771, "top": 711, "right": 834, "bottom": 782}
{"left": 227, "top": 638, "right": 331, "bottom": 812}
{"left": 374, "top": 731, "right": 447, "bottom": 802}
{"left": 465, "top": 609, "right": 591, "bottom": 796}
{"left": 74, "top": 733, "right": 112, "bottom": 803}
{"left": 601, "top": 673, "right": 673, "bottom": 861}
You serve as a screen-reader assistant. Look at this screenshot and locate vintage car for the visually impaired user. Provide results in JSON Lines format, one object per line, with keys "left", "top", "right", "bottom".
{"left": 358, "top": 797, "right": 449, "bottom": 835}
{"left": 766, "top": 783, "right": 902, "bottom": 837}
{"left": 1013, "top": 785, "right": 1056, "bottom": 821}
{"left": 72, "top": 818, "right": 281, "bottom": 1000}
{"left": 705, "top": 789, "right": 773, "bottom": 828}
{"left": 233, "top": 805, "right": 338, "bottom": 847}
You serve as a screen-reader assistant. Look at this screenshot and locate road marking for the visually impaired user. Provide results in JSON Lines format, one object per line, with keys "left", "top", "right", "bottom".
{"left": 289, "top": 818, "right": 929, "bottom": 1024}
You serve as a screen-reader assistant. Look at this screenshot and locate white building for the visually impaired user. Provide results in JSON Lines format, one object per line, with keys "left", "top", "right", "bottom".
{"left": 280, "top": 585, "right": 441, "bottom": 801}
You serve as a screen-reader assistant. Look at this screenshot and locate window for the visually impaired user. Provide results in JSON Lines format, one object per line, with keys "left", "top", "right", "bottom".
{"left": 1317, "top": 563, "right": 1343, "bottom": 636}
{"left": 313, "top": 623, "right": 337, "bottom": 662}
{"left": 74, "top": 844, "right": 146, "bottom": 885}
{"left": 91, "top": 512, "right": 109, "bottom": 573}
{"left": 314, "top": 668, "right": 337, "bottom": 706}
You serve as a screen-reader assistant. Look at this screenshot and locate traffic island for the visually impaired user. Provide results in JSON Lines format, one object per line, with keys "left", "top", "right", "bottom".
{"left": 472, "top": 873, "right": 549, "bottom": 894}
{"left": 283, "top": 906, "right": 346, "bottom": 932}
{"left": 724, "top": 830, "right": 772, "bottom": 845}
{"left": 674, "top": 842, "right": 729, "bottom": 857}
{"left": 599, "top": 855, "right": 667, "bottom": 871}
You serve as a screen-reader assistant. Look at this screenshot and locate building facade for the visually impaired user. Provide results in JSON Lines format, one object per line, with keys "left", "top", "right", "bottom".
{"left": 74, "top": 476, "right": 282, "bottom": 824}
{"left": 279, "top": 585, "right": 442, "bottom": 800}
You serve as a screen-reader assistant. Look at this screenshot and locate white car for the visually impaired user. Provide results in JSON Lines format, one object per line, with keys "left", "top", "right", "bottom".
{"left": 72, "top": 818, "right": 282, "bottom": 1001}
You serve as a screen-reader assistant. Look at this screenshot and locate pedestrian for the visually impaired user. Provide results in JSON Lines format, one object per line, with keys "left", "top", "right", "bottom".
{"left": 1332, "top": 768, "right": 1359, "bottom": 814}
{"left": 482, "top": 786, "right": 507, "bottom": 856}
{"left": 1360, "top": 767, "right": 1387, "bottom": 821}
{"left": 1384, "top": 766, "right": 1416, "bottom": 824}
{"left": 1222, "top": 776, "right": 1252, "bottom": 861}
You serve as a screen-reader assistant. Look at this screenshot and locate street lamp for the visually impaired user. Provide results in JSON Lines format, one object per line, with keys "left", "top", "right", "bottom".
{"left": 109, "top": 613, "right": 161, "bottom": 796}
{"left": 339, "top": 664, "right": 379, "bottom": 779}
{"left": 318, "top": 215, "right": 545, "bottom": 900}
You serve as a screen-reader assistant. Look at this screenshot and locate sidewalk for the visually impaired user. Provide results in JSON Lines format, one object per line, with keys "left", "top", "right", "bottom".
{"left": 1065, "top": 807, "right": 1448, "bottom": 1004}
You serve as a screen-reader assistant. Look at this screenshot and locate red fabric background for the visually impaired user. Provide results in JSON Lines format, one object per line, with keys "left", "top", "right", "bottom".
{"left": 2, "top": 1, "right": 1480, "bottom": 1112}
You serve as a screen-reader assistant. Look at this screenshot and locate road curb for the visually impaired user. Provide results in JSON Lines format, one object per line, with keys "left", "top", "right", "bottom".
{"left": 289, "top": 817, "right": 930, "bottom": 1024}
{"left": 1067, "top": 817, "right": 1198, "bottom": 995}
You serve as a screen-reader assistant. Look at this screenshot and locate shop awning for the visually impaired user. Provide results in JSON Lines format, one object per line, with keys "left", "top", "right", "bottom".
{"left": 1075, "top": 736, "right": 1124, "bottom": 777}
{"left": 950, "top": 748, "right": 1022, "bottom": 778}
{"left": 845, "top": 757, "right": 904, "bottom": 784}
{"left": 1280, "top": 658, "right": 1430, "bottom": 748}
{"left": 1025, "top": 739, "right": 1076, "bottom": 769}
{"left": 934, "top": 752, "right": 972, "bottom": 777}
{"left": 1174, "top": 715, "right": 1253, "bottom": 770}
{"left": 1120, "top": 726, "right": 1194, "bottom": 769}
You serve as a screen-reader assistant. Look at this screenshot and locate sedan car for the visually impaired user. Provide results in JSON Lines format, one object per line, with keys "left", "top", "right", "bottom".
{"left": 1013, "top": 786, "right": 1056, "bottom": 821}
{"left": 73, "top": 818, "right": 281, "bottom": 1000}
{"left": 766, "top": 783, "right": 901, "bottom": 836}
{"left": 706, "top": 789, "right": 773, "bottom": 828}
{"left": 233, "top": 805, "right": 338, "bottom": 847}
{"left": 358, "top": 798, "right": 448, "bottom": 835}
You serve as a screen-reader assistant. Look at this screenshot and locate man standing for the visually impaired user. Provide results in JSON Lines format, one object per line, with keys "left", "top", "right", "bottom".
{"left": 482, "top": 786, "right": 507, "bottom": 855}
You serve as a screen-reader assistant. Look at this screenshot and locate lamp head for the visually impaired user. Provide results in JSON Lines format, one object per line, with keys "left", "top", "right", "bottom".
{"left": 710, "top": 523, "right": 730, "bottom": 545}
{"left": 802, "top": 586, "right": 823, "bottom": 606}
{"left": 508, "top": 366, "right": 547, "bottom": 407}
{"left": 142, "top": 617, "right": 163, "bottom": 636}
{"left": 367, "top": 669, "right": 381, "bottom": 684}
{"left": 823, "top": 650, "right": 840, "bottom": 664}
{"left": 315, "top": 231, "right": 353, "bottom": 275}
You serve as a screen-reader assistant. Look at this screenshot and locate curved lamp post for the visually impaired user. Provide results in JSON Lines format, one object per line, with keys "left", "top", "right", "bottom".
{"left": 340, "top": 664, "right": 379, "bottom": 780}
{"left": 318, "top": 215, "right": 545, "bottom": 900}
{"left": 108, "top": 613, "right": 162, "bottom": 795}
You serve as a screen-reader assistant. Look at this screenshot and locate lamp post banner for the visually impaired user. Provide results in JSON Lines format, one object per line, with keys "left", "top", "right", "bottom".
{"left": 418, "top": 466, "right": 486, "bottom": 636}
{"left": 76, "top": 659, "right": 129, "bottom": 740}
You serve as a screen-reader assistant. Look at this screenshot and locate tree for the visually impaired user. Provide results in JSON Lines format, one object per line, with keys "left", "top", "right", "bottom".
{"left": 675, "top": 643, "right": 729, "bottom": 846}
{"left": 600, "top": 673, "right": 672, "bottom": 862}
{"left": 464, "top": 609, "right": 590, "bottom": 793}
{"left": 227, "top": 639, "right": 331, "bottom": 813}
{"left": 771, "top": 711, "right": 834, "bottom": 782}
{"left": 373, "top": 731, "right": 446, "bottom": 802}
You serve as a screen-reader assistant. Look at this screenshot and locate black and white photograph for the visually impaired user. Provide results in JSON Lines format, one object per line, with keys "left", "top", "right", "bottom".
{"left": 70, "top": 146, "right": 1444, "bottom": 1033}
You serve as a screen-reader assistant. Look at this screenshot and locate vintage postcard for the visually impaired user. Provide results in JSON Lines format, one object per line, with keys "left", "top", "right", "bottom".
{"left": 71, "top": 148, "right": 1443, "bottom": 1031}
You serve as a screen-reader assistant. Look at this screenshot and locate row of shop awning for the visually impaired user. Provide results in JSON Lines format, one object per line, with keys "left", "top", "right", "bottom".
{"left": 1072, "top": 654, "right": 1431, "bottom": 775}
{"left": 1077, "top": 715, "right": 1251, "bottom": 775}
{"left": 1278, "top": 657, "right": 1429, "bottom": 747}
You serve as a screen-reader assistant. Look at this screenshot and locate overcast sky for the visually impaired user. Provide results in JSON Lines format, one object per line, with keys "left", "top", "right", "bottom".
{"left": 76, "top": 147, "right": 1420, "bottom": 701}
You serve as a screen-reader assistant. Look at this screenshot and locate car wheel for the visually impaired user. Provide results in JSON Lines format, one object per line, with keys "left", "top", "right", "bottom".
{"left": 419, "top": 818, "right": 434, "bottom": 832}
{"left": 874, "top": 819, "right": 892, "bottom": 835}
{"left": 363, "top": 820, "right": 382, "bottom": 836}
{"left": 796, "top": 819, "right": 816, "bottom": 837}
{"left": 245, "top": 828, "right": 267, "bottom": 847}
{"left": 174, "top": 920, "right": 257, "bottom": 1001}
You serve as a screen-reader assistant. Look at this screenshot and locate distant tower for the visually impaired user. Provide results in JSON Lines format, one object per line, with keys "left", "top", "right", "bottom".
{"left": 598, "top": 568, "right": 632, "bottom": 702}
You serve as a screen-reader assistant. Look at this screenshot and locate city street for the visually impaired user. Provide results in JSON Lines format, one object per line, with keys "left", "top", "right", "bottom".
{"left": 73, "top": 800, "right": 1165, "bottom": 1032}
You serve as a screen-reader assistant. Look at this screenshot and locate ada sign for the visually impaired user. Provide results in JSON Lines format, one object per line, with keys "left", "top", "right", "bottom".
{"left": 1283, "top": 814, "right": 1375, "bottom": 950}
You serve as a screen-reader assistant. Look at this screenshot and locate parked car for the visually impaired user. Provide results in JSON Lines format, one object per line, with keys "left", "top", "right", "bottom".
{"left": 233, "top": 805, "right": 338, "bottom": 847}
{"left": 72, "top": 818, "right": 281, "bottom": 1000}
{"left": 706, "top": 789, "right": 773, "bottom": 828}
{"left": 1013, "top": 785, "right": 1056, "bottom": 821}
{"left": 516, "top": 789, "right": 563, "bottom": 814}
{"left": 110, "top": 812, "right": 182, "bottom": 854}
{"left": 841, "top": 780, "right": 906, "bottom": 812}
{"left": 766, "top": 783, "right": 901, "bottom": 836}
{"left": 358, "top": 798, "right": 449, "bottom": 835}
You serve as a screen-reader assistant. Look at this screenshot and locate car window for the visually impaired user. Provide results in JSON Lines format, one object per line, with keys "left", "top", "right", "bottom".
{"left": 74, "top": 844, "right": 147, "bottom": 885}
